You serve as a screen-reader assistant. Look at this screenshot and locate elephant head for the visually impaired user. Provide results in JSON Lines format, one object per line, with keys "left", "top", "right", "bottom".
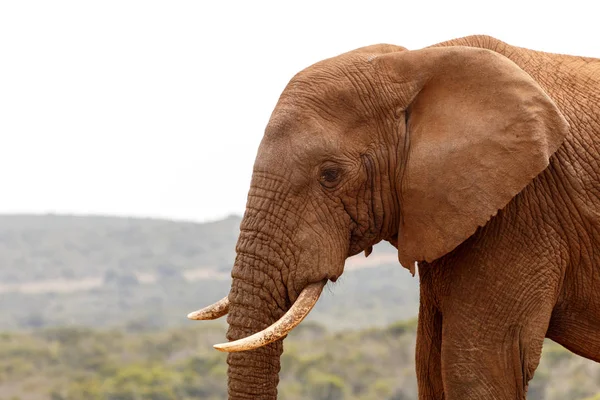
{"left": 189, "top": 43, "right": 568, "bottom": 399}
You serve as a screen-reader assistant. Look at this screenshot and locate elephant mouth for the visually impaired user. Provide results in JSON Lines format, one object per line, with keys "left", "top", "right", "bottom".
{"left": 187, "top": 279, "right": 327, "bottom": 352}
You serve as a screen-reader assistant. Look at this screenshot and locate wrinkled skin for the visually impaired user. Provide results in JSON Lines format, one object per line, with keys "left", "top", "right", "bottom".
{"left": 220, "top": 35, "right": 600, "bottom": 399}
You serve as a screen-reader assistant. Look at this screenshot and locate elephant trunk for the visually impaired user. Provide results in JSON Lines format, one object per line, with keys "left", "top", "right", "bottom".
{"left": 208, "top": 175, "right": 328, "bottom": 398}
{"left": 226, "top": 267, "right": 284, "bottom": 399}
{"left": 224, "top": 222, "right": 293, "bottom": 399}
{"left": 215, "top": 280, "right": 324, "bottom": 352}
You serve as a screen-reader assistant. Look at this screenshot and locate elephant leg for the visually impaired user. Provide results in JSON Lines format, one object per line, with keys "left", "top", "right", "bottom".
{"left": 416, "top": 299, "right": 445, "bottom": 399}
{"left": 440, "top": 303, "right": 553, "bottom": 399}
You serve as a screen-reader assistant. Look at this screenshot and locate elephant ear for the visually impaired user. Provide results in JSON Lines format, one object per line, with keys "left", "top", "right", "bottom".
{"left": 374, "top": 46, "right": 569, "bottom": 267}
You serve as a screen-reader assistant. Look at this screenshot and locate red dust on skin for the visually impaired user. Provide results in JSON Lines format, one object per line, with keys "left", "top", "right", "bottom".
{"left": 190, "top": 35, "right": 600, "bottom": 400}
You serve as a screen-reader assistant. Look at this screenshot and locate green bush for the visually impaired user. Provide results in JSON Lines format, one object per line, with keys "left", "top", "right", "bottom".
{"left": 0, "top": 322, "right": 597, "bottom": 400}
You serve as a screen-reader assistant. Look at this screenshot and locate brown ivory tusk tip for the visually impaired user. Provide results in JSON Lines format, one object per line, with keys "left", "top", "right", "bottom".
{"left": 187, "top": 296, "right": 230, "bottom": 320}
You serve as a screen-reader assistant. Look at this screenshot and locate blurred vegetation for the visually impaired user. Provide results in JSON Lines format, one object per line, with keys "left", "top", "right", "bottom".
{"left": 0, "top": 321, "right": 599, "bottom": 400}
{"left": 0, "top": 215, "right": 415, "bottom": 332}
{"left": 0, "top": 262, "right": 417, "bottom": 332}
{"left": 1, "top": 214, "right": 598, "bottom": 399}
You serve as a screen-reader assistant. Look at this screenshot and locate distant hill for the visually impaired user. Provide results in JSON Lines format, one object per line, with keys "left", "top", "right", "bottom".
{"left": 0, "top": 214, "right": 415, "bottom": 331}
{"left": 0, "top": 214, "right": 243, "bottom": 283}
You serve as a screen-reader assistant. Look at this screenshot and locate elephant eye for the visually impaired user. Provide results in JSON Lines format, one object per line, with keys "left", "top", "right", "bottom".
{"left": 319, "top": 166, "right": 342, "bottom": 188}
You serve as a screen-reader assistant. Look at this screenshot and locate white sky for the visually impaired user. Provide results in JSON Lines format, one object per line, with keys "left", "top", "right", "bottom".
{"left": 1, "top": 1, "right": 598, "bottom": 223}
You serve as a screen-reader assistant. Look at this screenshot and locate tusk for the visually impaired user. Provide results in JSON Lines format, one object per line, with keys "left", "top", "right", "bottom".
{"left": 213, "top": 280, "right": 326, "bottom": 352}
{"left": 187, "top": 296, "right": 230, "bottom": 320}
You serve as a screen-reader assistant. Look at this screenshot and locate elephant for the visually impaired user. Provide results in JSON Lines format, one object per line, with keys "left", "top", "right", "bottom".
{"left": 189, "top": 35, "right": 600, "bottom": 399}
